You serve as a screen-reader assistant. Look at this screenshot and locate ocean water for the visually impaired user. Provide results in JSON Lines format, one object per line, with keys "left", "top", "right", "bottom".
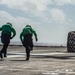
{"left": 9, "top": 42, "right": 66, "bottom": 47}
{"left": 0, "top": 39, "right": 66, "bottom": 46}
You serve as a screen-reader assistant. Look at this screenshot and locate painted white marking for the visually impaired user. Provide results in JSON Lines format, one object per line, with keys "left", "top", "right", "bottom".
{"left": 7, "top": 55, "right": 24, "bottom": 58}
{"left": 0, "top": 66, "right": 7, "bottom": 69}
{"left": 7, "top": 52, "right": 75, "bottom": 58}
{"left": 8, "top": 52, "right": 72, "bottom": 55}
{"left": 42, "top": 72, "right": 50, "bottom": 75}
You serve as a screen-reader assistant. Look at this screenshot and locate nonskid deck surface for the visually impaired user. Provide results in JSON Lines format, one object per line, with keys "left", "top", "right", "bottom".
{"left": 0, "top": 47, "right": 75, "bottom": 75}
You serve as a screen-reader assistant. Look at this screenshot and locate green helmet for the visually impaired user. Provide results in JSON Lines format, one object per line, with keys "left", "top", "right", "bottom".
{"left": 7, "top": 22, "right": 12, "bottom": 27}
{"left": 25, "top": 25, "right": 31, "bottom": 27}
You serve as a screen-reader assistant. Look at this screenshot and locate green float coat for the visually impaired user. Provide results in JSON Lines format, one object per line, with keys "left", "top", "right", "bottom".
{"left": 20, "top": 25, "right": 37, "bottom": 42}
{"left": 0, "top": 24, "right": 16, "bottom": 39}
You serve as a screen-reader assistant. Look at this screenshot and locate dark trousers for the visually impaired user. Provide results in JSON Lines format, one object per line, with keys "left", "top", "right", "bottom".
{"left": 1, "top": 33, "right": 11, "bottom": 57}
{"left": 23, "top": 34, "right": 33, "bottom": 60}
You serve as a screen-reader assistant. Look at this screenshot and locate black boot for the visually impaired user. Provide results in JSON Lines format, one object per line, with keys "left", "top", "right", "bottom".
{"left": 0, "top": 52, "right": 3, "bottom": 59}
{"left": 4, "top": 54, "right": 7, "bottom": 57}
{"left": 26, "top": 57, "right": 29, "bottom": 61}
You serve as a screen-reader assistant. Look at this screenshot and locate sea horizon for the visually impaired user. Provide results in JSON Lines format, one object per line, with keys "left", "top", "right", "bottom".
{"left": 0, "top": 41, "right": 66, "bottom": 47}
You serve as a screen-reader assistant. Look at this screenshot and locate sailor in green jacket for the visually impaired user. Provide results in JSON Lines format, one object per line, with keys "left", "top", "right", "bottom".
{"left": 20, "top": 25, "right": 38, "bottom": 60}
{"left": 0, "top": 22, "right": 16, "bottom": 58}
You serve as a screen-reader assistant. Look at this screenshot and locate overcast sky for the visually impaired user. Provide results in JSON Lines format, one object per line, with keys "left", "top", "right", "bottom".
{"left": 0, "top": 0, "right": 75, "bottom": 45}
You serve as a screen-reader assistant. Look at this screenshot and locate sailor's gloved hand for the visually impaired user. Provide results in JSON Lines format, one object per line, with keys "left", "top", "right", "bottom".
{"left": 36, "top": 37, "right": 38, "bottom": 42}
{"left": 10, "top": 37, "right": 13, "bottom": 39}
{"left": 22, "top": 41, "right": 24, "bottom": 46}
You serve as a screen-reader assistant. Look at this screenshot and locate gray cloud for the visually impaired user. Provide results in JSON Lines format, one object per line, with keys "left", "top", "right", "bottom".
{"left": 0, "top": 0, "right": 75, "bottom": 44}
